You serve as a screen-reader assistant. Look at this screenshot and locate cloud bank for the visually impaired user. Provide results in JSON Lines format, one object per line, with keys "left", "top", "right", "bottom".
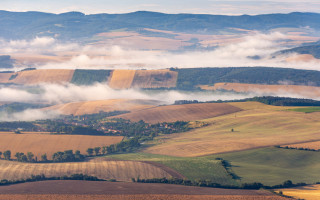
{"left": 2, "top": 32, "right": 319, "bottom": 71}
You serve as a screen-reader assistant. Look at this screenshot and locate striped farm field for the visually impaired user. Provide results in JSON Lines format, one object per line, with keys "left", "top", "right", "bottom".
{"left": 282, "top": 140, "right": 320, "bottom": 150}
{"left": 131, "top": 69, "right": 178, "bottom": 88}
{"left": 0, "top": 180, "right": 287, "bottom": 200}
{"left": 201, "top": 82, "right": 320, "bottom": 99}
{"left": 274, "top": 184, "right": 320, "bottom": 200}
{"left": 8, "top": 69, "right": 75, "bottom": 85}
{"left": 108, "top": 70, "right": 136, "bottom": 89}
{"left": 114, "top": 103, "right": 242, "bottom": 123}
{"left": 145, "top": 102, "right": 320, "bottom": 157}
{"left": 0, "top": 158, "right": 173, "bottom": 181}
{"left": 43, "top": 99, "right": 159, "bottom": 116}
{"left": 0, "top": 133, "right": 123, "bottom": 158}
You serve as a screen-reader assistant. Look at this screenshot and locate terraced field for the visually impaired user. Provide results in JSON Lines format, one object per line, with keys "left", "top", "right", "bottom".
{"left": 0, "top": 133, "right": 123, "bottom": 158}
{"left": 0, "top": 158, "right": 173, "bottom": 181}
{"left": 145, "top": 102, "right": 320, "bottom": 156}
{"left": 275, "top": 184, "right": 320, "bottom": 200}
{"left": 115, "top": 103, "right": 242, "bottom": 123}
{"left": 43, "top": 99, "right": 160, "bottom": 116}
{"left": 201, "top": 82, "right": 320, "bottom": 99}
{"left": 9, "top": 69, "right": 75, "bottom": 85}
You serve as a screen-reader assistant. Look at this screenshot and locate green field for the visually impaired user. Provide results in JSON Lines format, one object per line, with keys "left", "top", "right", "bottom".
{"left": 289, "top": 107, "right": 320, "bottom": 113}
{"left": 106, "top": 153, "right": 238, "bottom": 186}
{"left": 209, "top": 147, "right": 320, "bottom": 186}
{"left": 71, "top": 69, "right": 111, "bottom": 85}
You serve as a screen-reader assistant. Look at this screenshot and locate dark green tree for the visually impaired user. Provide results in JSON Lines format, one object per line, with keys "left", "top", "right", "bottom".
{"left": 41, "top": 153, "right": 47, "bottom": 162}
{"left": 3, "top": 150, "right": 11, "bottom": 160}
{"left": 94, "top": 147, "right": 101, "bottom": 156}
{"left": 86, "top": 148, "right": 93, "bottom": 156}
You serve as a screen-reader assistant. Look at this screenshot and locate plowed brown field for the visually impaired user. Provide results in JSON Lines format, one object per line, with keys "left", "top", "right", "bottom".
{"left": 43, "top": 99, "right": 160, "bottom": 116}
{"left": 108, "top": 70, "right": 136, "bottom": 89}
{"left": 0, "top": 180, "right": 287, "bottom": 200}
{"left": 131, "top": 69, "right": 178, "bottom": 88}
{"left": 9, "top": 69, "right": 74, "bottom": 85}
{"left": 0, "top": 195, "right": 290, "bottom": 200}
{"left": 0, "top": 158, "right": 173, "bottom": 181}
{"left": 114, "top": 103, "right": 242, "bottom": 123}
{"left": 0, "top": 133, "right": 123, "bottom": 158}
{"left": 201, "top": 82, "right": 320, "bottom": 99}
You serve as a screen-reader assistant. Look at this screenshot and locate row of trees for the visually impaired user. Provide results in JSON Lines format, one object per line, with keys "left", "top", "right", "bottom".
{"left": 86, "top": 137, "right": 141, "bottom": 157}
{"left": 0, "top": 137, "right": 140, "bottom": 163}
{"left": 134, "top": 177, "right": 306, "bottom": 190}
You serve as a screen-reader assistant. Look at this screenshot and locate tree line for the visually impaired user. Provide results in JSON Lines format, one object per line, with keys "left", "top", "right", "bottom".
{"left": 133, "top": 177, "right": 307, "bottom": 190}
{"left": 0, "top": 137, "right": 141, "bottom": 163}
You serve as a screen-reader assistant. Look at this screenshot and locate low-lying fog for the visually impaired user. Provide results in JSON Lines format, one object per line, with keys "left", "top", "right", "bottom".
{"left": 1, "top": 32, "right": 320, "bottom": 71}
{"left": 0, "top": 82, "right": 318, "bottom": 121}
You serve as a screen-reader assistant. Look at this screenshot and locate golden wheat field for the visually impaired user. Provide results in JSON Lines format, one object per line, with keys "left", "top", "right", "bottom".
{"left": 43, "top": 99, "right": 160, "bottom": 116}
{"left": 115, "top": 103, "right": 242, "bottom": 123}
{"left": 108, "top": 70, "right": 136, "bottom": 89}
{"left": 274, "top": 184, "right": 320, "bottom": 200}
{"left": 131, "top": 69, "right": 178, "bottom": 88}
{"left": 200, "top": 82, "right": 320, "bottom": 99}
{"left": 145, "top": 102, "right": 320, "bottom": 157}
{"left": 282, "top": 140, "right": 320, "bottom": 150}
{"left": 8, "top": 69, "right": 75, "bottom": 85}
{"left": 0, "top": 133, "right": 123, "bottom": 158}
{"left": 0, "top": 158, "right": 172, "bottom": 181}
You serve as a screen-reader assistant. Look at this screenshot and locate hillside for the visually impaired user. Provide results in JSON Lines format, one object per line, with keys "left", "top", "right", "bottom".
{"left": 3, "top": 67, "right": 320, "bottom": 91}
{"left": 278, "top": 44, "right": 320, "bottom": 59}
{"left": 202, "top": 82, "right": 320, "bottom": 99}
{"left": 145, "top": 102, "right": 320, "bottom": 156}
{"left": 44, "top": 99, "right": 160, "bottom": 116}
{"left": 114, "top": 103, "right": 242, "bottom": 123}
{"left": 0, "top": 10, "right": 320, "bottom": 40}
{"left": 0, "top": 158, "right": 173, "bottom": 182}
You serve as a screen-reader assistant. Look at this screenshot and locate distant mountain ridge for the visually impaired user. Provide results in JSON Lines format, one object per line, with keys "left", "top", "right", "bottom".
{"left": 0, "top": 10, "right": 320, "bottom": 40}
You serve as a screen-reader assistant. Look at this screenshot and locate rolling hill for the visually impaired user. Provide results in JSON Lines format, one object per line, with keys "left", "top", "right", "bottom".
{"left": 0, "top": 10, "right": 320, "bottom": 40}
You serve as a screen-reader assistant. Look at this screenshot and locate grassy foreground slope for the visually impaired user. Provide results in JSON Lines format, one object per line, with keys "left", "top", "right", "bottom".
{"left": 145, "top": 102, "right": 320, "bottom": 157}
{"left": 210, "top": 147, "right": 320, "bottom": 185}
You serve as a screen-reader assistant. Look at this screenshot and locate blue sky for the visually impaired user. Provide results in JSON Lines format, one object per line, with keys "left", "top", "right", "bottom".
{"left": 1, "top": 0, "right": 320, "bottom": 15}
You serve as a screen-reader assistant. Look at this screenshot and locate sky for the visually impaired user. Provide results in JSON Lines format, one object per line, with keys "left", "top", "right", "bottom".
{"left": 0, "top": 0, "right": 320, "bottom": 15}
